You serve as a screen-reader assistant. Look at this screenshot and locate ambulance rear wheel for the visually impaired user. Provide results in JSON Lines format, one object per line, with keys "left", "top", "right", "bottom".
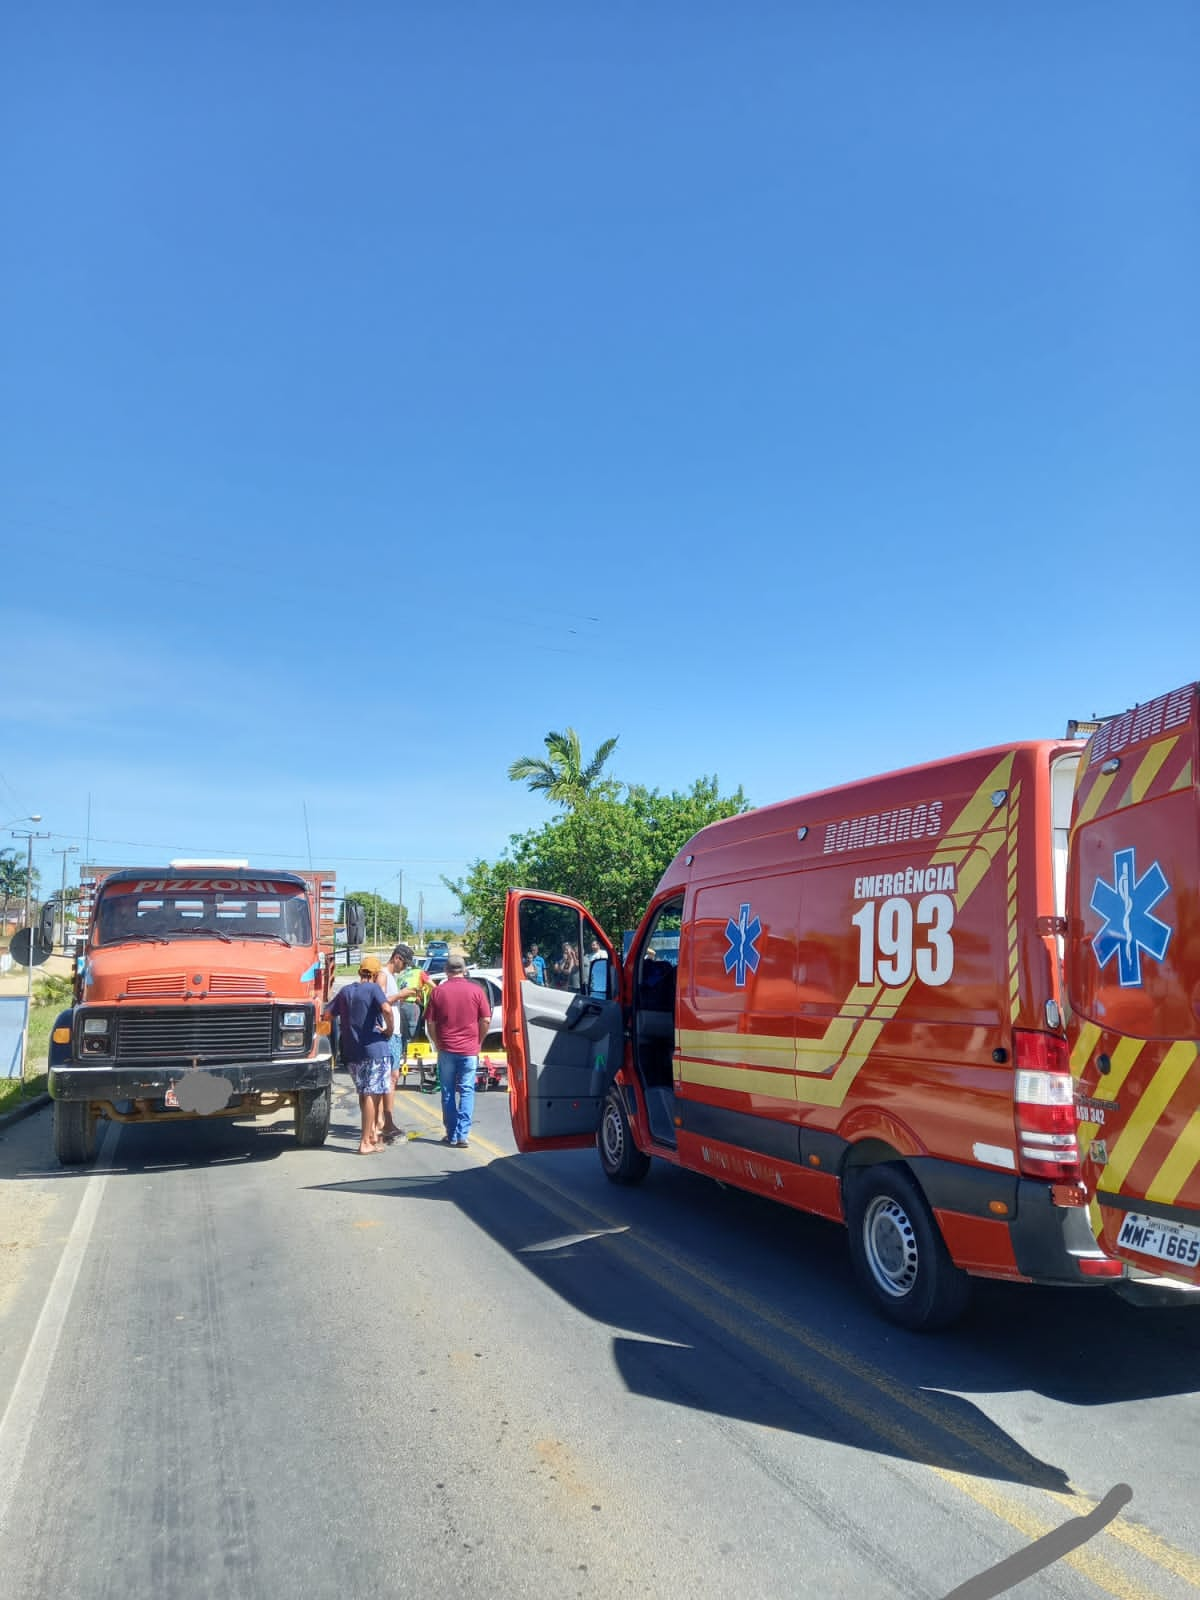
{"left": 845, "top": 1166, "right": 970, "bottom": 1331}
{"left": 598, "top": 1088, "right": 650, "bottom": 1185}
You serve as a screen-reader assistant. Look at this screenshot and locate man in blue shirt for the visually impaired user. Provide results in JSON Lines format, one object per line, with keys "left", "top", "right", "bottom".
{"left": 524, "top": 944, "right": 547, "bottom": 985}
{"left": 324, "top": 956, "right": 394, "bottom": 1154}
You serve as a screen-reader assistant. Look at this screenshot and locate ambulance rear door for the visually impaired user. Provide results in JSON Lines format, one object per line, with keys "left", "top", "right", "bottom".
{"left": 1065, "top": 681, "right": 1200, "bottom": 1283}
{"left": 502, "top": 889, "right": 624, "bottom": 1154}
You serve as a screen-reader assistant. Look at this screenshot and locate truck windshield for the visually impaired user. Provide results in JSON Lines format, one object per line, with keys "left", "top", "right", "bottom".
{"left": 94, "top": 885, "right": 313, "bottom": 947}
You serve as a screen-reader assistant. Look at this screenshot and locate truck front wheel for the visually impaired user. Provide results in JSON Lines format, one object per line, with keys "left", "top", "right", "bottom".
{"left": 53, "top": 1100, "right": 96, "bottom": 1166}
{"left": 844, "top": 1165, "right": 970, "bottom": 1331}
{"left": 598, "top": 1087, "right": 651, "bottom": 1186}
{"left": 294, "top": 1086, "right": 331, "bottom": 1148}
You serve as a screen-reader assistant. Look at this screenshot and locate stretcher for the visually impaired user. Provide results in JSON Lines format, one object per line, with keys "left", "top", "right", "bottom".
{"left": 403, "top": 1039, "right": 508, "bottom": 1094}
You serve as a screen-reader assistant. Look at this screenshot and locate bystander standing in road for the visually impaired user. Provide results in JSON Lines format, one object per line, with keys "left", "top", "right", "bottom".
{"left": 377, "top": 942, "right": 431, "bottom": 1139}
{"left": 376, "top": 947, "right": 407, "bottom": 1143}
{"left": 324, "top": 955, "right": 394, "bottom": 1155}
{"left": 423, "top": 953, "right": 490, "bottom": 1149}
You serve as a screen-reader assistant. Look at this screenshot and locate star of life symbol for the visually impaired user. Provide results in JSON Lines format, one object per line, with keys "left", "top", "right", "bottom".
{"left": 723, "top": 902, "right": 762, "bottom": 987}
{"left": 1091, "top": 846, "right": 1172, "bottom": 988}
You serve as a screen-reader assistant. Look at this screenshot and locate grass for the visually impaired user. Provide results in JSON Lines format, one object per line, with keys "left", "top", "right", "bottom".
{"left": 0, "top": 1070, "right": 48, "bottom": 1116}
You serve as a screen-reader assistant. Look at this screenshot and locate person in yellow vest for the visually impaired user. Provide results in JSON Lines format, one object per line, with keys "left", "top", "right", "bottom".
{"left": 388, "top": 942, "right": 434, "bottom": 1088}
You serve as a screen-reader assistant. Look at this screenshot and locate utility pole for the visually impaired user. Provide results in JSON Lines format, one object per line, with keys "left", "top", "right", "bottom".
{"left": 11, "top": 826, "right": 50, "bottom": 1085}
{"left": 12, "top": 827, "right": 49, "bottom": 932}
{"left": 397, "top": 870, "right": 404, "bottom": 943}
{"left": 52, "top": 845, "right": 79, "bottom": 949}
{"left": 373, "top": 887, "right": 379, "bottom": 946}
{"left": 418, "top": 891, "right": 424, "bottom": 949}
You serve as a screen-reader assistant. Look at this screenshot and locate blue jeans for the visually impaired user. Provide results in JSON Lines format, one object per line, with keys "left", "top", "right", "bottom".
{"left": 438, "top": 1052, "right": 477, "bottom": 1143}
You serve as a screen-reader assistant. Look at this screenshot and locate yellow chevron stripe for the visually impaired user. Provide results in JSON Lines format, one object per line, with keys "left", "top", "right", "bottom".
{"left": 1070, "top": 1020, "right": 1102, "bottom": 1077}
{"left": 1072, "top": 765, "right": 1118, "bottom": 831}
{"left": 1144, "top": 1104, "right": 1200, "bottom": 1207}
{"left": 677, "top": 1029, "right": 793, "bottom": 1062}
{"left": 1118, "top": 735, "right": 1177, "bottom": 808}
{"left": 1097, "top": 1041, "right": 1198, "bottom": 1198}
{"left": 679, "top": 1057, "right": 797, "bottom": 1101}
{"left": 1006, "top": 784, "right": 1020, "bottom": 1023}
{"left": 1077, "top": 1035, "right": 1146, "bottom": 1158}
{"left": 1170, "top": 757, "right": 1192, "bottom": 792}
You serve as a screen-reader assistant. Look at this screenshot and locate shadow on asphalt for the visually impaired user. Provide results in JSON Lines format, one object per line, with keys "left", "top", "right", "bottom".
{"left": 5, "top": 1111, "right": 295, "bottom": 1177}
{"left": 302, "top": 1147, "right": 1200, "bottom": 1496}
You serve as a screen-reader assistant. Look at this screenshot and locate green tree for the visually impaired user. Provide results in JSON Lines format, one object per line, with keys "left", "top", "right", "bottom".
{"left": 0, "top": 848, "right": 31, "bottom": 932}
{"left": 507, "top": 728, "right": 620, "bottom": 809}
{"left": 445, "top": 775, "right": 749, "bottom": 960}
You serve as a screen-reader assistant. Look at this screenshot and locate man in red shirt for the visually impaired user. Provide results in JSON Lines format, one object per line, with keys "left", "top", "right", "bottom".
{"left": 423, "top": 954, "right": 491, "bottom": 1148}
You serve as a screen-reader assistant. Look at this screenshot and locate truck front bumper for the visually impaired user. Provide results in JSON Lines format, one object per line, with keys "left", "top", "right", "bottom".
{"left": 49, "top": 1037, "right": 333, "bottom": 1102}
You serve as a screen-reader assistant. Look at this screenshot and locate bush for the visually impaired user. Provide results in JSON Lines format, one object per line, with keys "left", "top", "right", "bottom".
{"left": 33, "top": 972, "right": 74, "bottom": 1009}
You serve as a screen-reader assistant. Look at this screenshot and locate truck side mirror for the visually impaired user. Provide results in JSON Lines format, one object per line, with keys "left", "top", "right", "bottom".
{"left": 345, "top": 901, "right": 366, "bottom": 946}
{"left": 37, "top": 901, "right": 56, "bottom": 954}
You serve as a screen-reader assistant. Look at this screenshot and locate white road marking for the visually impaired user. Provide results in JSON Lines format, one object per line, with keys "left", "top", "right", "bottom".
{"left": 520, "top": 1227, "right": 631, "bottom": 1253}
{"left": 0, "top": 1118, "right": 120, "bottom": 1538}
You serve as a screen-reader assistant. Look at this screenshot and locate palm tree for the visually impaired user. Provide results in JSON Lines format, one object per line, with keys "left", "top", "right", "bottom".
{"left": 0, "top": 848, "right": 29, "bottom": 933}
{"left": 508, "top": 728, "right": 620, "bottom": 809}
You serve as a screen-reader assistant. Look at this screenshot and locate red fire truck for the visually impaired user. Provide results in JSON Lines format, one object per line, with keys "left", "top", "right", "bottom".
{"left": 502, "top": 681, "right": 1200, "bottom": 1329}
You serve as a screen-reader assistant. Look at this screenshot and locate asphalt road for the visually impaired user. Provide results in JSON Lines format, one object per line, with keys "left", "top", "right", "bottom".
{"left": 1, "top": 1076, "right": 1198, "bottom": 1600}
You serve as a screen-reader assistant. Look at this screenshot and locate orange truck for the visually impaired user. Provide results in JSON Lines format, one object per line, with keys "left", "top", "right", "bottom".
{"left": 48, "top": 861, "right": 341, "bottom": 1165}
{"left": 503, "top": 679, "right": 1200, "bottom": 1329}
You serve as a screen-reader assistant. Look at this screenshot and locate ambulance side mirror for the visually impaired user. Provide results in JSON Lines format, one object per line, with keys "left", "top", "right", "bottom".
{"left": 588, "top": 957, "right": 609, "bottom": 1000}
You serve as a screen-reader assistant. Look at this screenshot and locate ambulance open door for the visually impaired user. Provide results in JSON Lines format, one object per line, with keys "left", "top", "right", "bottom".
{"left": 502, "top": 889, "right": 624, "bottom": 1155}
{"left": 1064, "top": 681, "right": 1200, "bottom": 1284}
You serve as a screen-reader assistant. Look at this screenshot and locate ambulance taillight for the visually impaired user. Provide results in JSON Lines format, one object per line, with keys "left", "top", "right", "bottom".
{"left": 1013, "top": 1031, "right": 1081, "bottom": 1182}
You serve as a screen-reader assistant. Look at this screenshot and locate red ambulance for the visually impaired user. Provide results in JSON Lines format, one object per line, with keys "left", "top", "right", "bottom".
{"left": 502, "top": 685, "right": 1200, "bottom": 1330}
{"left": 1066, "top": 681, "right": 1200, "bottom": 1292}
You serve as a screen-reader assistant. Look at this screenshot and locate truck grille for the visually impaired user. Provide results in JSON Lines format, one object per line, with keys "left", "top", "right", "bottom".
{"left": 115, "top": 1007, "right": 274, "bottom": 1063}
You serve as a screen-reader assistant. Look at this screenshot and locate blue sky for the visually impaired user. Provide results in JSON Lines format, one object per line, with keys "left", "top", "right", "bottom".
{"left": 2, "top": 2, "right": 1197, "bottom": 925}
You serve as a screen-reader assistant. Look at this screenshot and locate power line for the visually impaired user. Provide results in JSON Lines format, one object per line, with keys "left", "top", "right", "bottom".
{"left": 41, "top": 829, "right": 469, "bottom": 866}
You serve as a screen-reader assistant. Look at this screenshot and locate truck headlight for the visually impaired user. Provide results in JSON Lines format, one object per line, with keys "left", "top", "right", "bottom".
{"left": 80, "top": 1015, "right": 112, "bottom": 1055}
{"left": 282, "top": 1010, "right": 305, "bottom": 1028}
{"left": 280, "top": 1029, "right": 305, "bottom": 1048}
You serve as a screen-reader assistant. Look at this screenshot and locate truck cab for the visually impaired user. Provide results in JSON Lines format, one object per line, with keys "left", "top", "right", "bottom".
{"left": 48, "top": 863, "right": 339, "bottom": 1165}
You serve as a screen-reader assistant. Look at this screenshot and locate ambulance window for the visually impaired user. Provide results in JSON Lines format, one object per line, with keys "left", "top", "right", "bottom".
{"left": 517, "top": 901, "right": 586, "bottom": 992}
{"left": 639, "top": 900, "right": 682, "bottom": 1011}
{"left": 1050, "top": 753, "right": 1081, "bottom": 919}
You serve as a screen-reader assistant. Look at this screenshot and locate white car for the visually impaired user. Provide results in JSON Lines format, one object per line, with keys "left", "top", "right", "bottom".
{"left": 467, "top": 967, "right": 503, "bottom": 1047}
